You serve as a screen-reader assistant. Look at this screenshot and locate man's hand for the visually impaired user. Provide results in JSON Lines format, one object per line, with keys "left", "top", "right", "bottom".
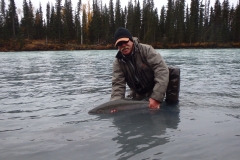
{"left": 148, "top": 98, "right": 160, "bottom": 109}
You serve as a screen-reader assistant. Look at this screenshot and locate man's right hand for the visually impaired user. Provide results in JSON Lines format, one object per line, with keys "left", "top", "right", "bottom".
{"left": 148, "top": 98, "right": 160, "bottom": 109}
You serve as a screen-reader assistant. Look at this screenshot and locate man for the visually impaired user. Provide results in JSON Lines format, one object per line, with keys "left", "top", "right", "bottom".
{"left": 111, "top": 27, "right": 169, "bottom": 109}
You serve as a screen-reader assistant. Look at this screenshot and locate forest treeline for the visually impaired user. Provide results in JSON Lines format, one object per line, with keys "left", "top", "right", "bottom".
{"left": 0, "top": 0, "right": 240, "bottom": 51}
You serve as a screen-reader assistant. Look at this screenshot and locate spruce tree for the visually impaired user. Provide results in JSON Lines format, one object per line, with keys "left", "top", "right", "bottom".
{"left": 222, "top": 0, "right": 230, "bottom": 42}
{"left": 46, "top": 2, "right": 50, "bottom": 43}
{"left": 115, "top": 0, "right": 122, "bottom": 29}
{"left": 159, "top": 6, "right": 166, "bottom": 42}
{"left": 63, "top": 0, "right": 74, "bottom": 42}
{"left": 165, "top": 0, "right": 175, "bottom": 43}
{"left": 0, "top": 0, "right": 6, "bottom": 39}
{"left": 82, "top": 4, "right": 88, "bottom": 44}
{"left": 49, "top": 5, "right": 57, "bottom": 43}
{"left": 133, "top": 0, "right": 141, "bottom": 38}
{"left": 0, "top": 0, "right": 5, "bottom": 18}
{"left": 202, "top": 0, "right": 210, "bottom": 42}
{"left": 28, "top": 0, "right": 34, "bottom": 39}
{"left": 126, "top": 0, "right": 134, "bottom": 33}
{"left": 233, "top": 1, "right": 240, "bottom": 42}
{"left": 75, "top": 0, "right": 81, "bottom": 44}
{"left": 189, "top": 0, "right": 199, "bottom": 43}
{"left": 185, "top": 4, "right": 190, "bottom": 43}
{"left": 7, "top": 0, "right": 18, "bottom": 38}
{"left": 109, "top": 0, "right": 115, "bottom": 41}
{"left": 198, "top": 0, "right": 204, "bottom": 42}
{"left": 141, "top": 0, "right": 148, "bottom": 41}
{"left": 55, "top": 0, "right": 62, "bottom": 42}
{"left": 213, "top": 0, "right": 222, "bottom": 42}
{"left": 209, "top": 6, "right": 215, "bottom": 42}
{"left": 34, "top": 3, "right": 44, "bottom": 39}
{"left": 101, "top": 4, "right": 111, "bottom": 43}
{"left": 88, "top": 0, "right": 102, "bottom": 44}
{"left": 175, "top": 0, "right": 185, "bottom": 44}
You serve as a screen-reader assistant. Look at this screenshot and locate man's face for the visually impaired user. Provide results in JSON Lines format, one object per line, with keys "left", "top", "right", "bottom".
{"left": 116, "top": 40, "right": 133, "bottom": 56}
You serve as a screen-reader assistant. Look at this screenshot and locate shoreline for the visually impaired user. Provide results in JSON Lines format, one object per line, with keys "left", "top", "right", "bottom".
{"left": 0, "top": 40, "right": 239, "bottom": 52}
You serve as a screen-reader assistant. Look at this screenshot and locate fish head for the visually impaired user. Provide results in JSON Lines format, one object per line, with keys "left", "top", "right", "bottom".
{"left": 95, "top": 109, "right": 105, "bottom": 114}
{"left": 88, "top": 107, "right": 108, "bottom": 114}
{"left": 88, "top": 108, "right": 118, "bottom": 114}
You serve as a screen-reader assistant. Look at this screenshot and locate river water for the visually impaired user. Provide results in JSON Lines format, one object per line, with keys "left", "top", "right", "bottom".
{"left": 0, "top": 49, "right": 240, "bottom": 160}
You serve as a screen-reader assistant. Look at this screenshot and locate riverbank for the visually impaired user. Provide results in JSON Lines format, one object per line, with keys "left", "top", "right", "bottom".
{"left": 0, "top": 39, "right": 239, "bottom": 52}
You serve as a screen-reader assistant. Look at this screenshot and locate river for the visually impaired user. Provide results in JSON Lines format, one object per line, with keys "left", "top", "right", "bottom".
{"left": 0, "top": 49, "right": 240, "bottom": 160}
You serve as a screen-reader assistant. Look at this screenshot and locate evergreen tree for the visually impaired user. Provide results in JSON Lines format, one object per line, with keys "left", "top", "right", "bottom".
{"left": 1, "top": 0, "right": 240, "bottom": 47}
{"left": 81, "top": 4, "right": 88, "bottom": 44}
{"left": 109, "top": 0, "right": 115, "bottom": 41}
{"left": 21, "top": 0, "right": 34, "bottom": 40}
{"left": 141, "top": 0, "right": 147, "bottom": 41}
{"left": 49, "top": 5, "right": 57, "bottom": 42}
{"left": 101, "top": 4, "right": 111, "bottom": 43}
{"left": 120, "top": 6, "right": 126, "bottom": 28}
{"left": 62, "top": 0, "right": 74, "bottom": 42}
{"left": 88, "top": 0, "right": 102, "bottom": 44}
{"left": 0, "top": 0, "right": 5, "bottom": 24}
{"left": 0, "top": 0, "right": 6, "bottom": 39}
{"left": 159, "top": 6, "right": 166, "bottom": 42}
{"left": 7, "top": 0, "right": 18, "bottom": 38}
{"left": 229, "top": 5, "right": 235, "bottom": 41}
{"left": 175, "top": 0, "right": 185, "bottom": 44}
{"left": 55, "top": 0, "right": 62, "bottom": 42}
{"left": 115, "top": 0, "right": 122, "bottom": 29}
{"left": 202, "top": 0, "right": 210, "bottom": 42}
{"left": 28, "top": 0, "right": 34, "bottom": 39}
{"left": 34, "top": 3, "right": 44, "bottom": 39}
{"left": 141, "top": 0, "right": 157, "bottom": 43}
{"left": 75, "top": 0, "right": 81, "bottom": 43}
{"left": 185, "top": 4, "right": 190, "bottom": 43}
{"left": 213, "top": 0, "right": 222, "bottom": 42}
{"left": 132, "top": 0, "right": 141, "bottom": 37}
{"left": 126, "top": 0, "right": 134, "bottom": 33}
{"left": 232, "top": 1, "right": 240, "bottom": 42}
{"left": 222, "top": 0, "right": 230, "bottom": 42}
{"left": 198, "top": 0, "right": 204, "bottom": 42}
{"left": 189, "top": 0, "right": 199, "bottom": 43}
{"left": 152, "top": 8, "right": 159, "bottom": 43}
{"left": 74, "top": 12, "right": 81, "bottom": 43}
{"left": 46, "top": 2, "right": 50, "bottom": 43}
{"left": 0, "top": 0, "right": 5, "bottom": 18}
{"left": 165, "top": 0, "right": 175, "bottom": 43}
{"left": 209, "top": 6, "right": 215, "bottom": 42}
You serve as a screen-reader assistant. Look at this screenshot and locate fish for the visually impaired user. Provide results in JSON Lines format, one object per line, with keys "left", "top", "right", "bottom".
{"left": 88, "top": 99, "right": 149, "bottom": 114}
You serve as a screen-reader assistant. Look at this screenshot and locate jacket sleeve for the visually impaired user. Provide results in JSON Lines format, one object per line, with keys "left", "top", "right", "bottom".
{"left": 144, "top": 45, "right": 169, "bottom": 102}
{"left": 110, "top": 59, "right": 126, "bottom": 101}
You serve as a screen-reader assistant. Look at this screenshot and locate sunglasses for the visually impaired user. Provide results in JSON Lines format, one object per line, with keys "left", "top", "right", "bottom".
{"left": 116, "top": 40, "right": 129, "bottom": 47}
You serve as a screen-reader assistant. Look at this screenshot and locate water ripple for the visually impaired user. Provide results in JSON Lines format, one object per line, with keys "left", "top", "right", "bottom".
{"left": 1, "top": 49, "right": 240, "bottom": 160}
{"left": 0, "top": 128, "right": 23, "bottom": 133}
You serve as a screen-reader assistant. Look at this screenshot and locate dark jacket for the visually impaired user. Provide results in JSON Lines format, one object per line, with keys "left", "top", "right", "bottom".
{"left": 111, "top": 37, "right": 169, "bottom": 102}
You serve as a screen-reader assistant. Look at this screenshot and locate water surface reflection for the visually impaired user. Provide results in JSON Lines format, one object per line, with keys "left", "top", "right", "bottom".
{"left": 110, "top": 104, "right": 180, "bottom": 160}
{"left": 0, "top": 49, "right": 240, "bottom": 160}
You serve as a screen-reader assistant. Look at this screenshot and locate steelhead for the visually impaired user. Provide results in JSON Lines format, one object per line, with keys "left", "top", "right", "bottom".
{"left": 88, "top": 99, "right": 149, "bottom": 114}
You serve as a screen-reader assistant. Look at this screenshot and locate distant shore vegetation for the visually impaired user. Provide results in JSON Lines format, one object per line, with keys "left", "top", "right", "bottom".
{"left": 0, "top": 0, "right": 240, "bottom": 51}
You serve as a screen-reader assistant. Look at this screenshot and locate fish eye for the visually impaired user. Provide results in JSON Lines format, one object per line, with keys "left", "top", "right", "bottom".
{"left": 98, "top": 110, "right": 104, "bottom": 114}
